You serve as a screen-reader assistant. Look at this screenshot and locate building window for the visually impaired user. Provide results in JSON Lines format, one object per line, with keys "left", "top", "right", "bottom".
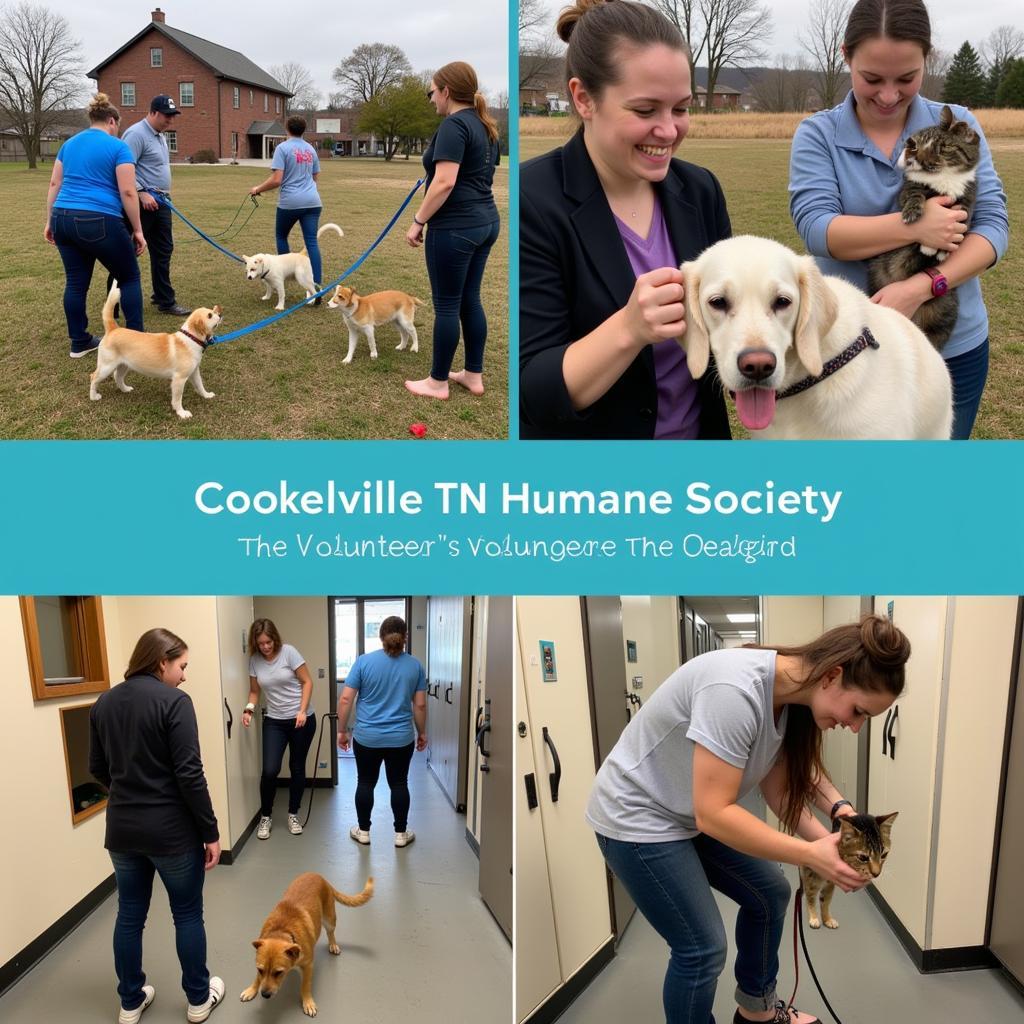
{"left": 231, "top": 131, "right": 238, "bottom": 157}
{"left": 263, "top": 93, "right": 268, "bottom": 112}
{"left": 233, "top": 86, "right": 239, "bottom": 109}
{"left": 150, "top": 47, "right": 162, "bottom": 67}
{"left": 179, "top": 81, "right": 194, "bottom": 107}
{"left": 165, "top": 130, "right": 177, "bottom": 153}
{"left": 60, "top": 702, "right": 109, "bottom": 825}
{"left": 20, "top": 596, "right": 110, "bottom": 701}
{"left": 249, "top": 88, "right": 253, "bottom": 105}
{"left": 275, "top": 96, "right": 281, "bottom": 113}
{"left": 121, "top": 82, "right": 136, "bottom": 106}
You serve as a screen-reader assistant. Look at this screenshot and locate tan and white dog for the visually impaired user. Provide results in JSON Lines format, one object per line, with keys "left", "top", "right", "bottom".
{"left": 240, "top": 872, "right": 374, "bottom": 1018}
{"left": 90, "top": 284, "right": 222, "bottom": 419}
{"left": 678, "top": 235, "right": 953, "bottom": 439}
{"left": 326, "top": 285, "right": 424, "bottom": 364}
{"left": 243, "top": 222, "right": 344, "bottom": 310}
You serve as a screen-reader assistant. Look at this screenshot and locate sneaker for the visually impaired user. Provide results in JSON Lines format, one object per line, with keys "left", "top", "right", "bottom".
{"left": 394, "top": 830, "right": 415, "bottom": 848}
{"left": 118, "top": 985, "right": 155, "bottom": 1024}
{"left": 70, "top": 335, "right": 101, "bottom": 358}
{"left": 186, "top": 976, "right": 224, "bottom": 1023}
{"left": 349, "top": 825, "right": 370, "bottom": 845}
{"left": 256, "top": 816, "right": 271, "bottom": 840}
{"left": 158, "top": 302, "right": 192, "bottom": 316}
{"left": 287, "top": 813, "right": 303, "bottom": 835}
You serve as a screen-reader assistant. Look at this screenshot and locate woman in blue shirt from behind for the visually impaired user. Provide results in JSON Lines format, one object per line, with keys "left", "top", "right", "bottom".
{"left": 45, "top": 92, "right": 147, "bottom": 357}
{"left": 789, "top": 0, "right": 1009, "bottom": 439}
{"left": 337, "top": 615, "right": 427, "bottom": 848}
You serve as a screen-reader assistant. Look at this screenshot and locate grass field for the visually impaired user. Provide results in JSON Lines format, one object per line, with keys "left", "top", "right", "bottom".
{"left": 519, "top": 124, "right": 1023, "bottom": 440}
{"left": 0, "top": 158, "right": 508, "bottom": 439}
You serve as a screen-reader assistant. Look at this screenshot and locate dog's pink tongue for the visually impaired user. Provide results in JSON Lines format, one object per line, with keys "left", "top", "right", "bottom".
{"left": 734, "top": 388, "right": 777, "bottom": 431}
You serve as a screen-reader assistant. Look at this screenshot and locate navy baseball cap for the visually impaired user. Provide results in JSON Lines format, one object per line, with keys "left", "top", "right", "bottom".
{"left": 150, "top": 95, "right": 181, "bottom": 116}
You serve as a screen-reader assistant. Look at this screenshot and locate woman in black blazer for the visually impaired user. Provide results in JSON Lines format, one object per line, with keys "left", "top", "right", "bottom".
{"left": 519, "top": 0, "right": 732, "bottom": 440}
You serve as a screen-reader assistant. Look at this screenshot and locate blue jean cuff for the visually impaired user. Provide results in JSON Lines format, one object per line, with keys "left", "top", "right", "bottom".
{"left": 735, "top": 986, "right": 779, "bottom": 1012}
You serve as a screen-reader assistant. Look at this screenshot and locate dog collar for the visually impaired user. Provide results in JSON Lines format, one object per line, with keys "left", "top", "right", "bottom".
{"left": 259, "top": 268, "right": 271, "bottom": 280}
{"left": 180, "top": 327, "right": 210, "bottom": 350}
{"left": 777, "top": 327, "right": 879, "bottom": 401}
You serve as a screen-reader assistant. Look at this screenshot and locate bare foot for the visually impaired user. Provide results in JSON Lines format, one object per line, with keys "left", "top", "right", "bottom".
{"left": 449, "top": 369, "right": 484, "bottom": 395}
{"left": 405, "top": 376, "right": 449, "bottom": 400}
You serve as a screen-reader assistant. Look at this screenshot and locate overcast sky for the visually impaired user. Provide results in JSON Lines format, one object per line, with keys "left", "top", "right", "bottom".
{"left": 533, "top": 0, "right": 1024, "bottom": 64}
{"left": 66, "top": 0, "right": 509, "bottom": 104}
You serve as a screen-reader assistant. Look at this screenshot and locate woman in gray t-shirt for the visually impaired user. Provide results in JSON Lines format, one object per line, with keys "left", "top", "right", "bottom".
{"left": 241, "top": 617, "right": 316, "bottom": 840}
{"left": 589, "top": 615, "right": 909, "bottom": 1024}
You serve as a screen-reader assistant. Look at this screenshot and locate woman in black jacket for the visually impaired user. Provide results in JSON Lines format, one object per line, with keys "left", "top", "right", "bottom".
{"left": 519, "top": 0, "right": 732, "bottom": 440}
{"left": 89, "top": 628, "right": 224, "bottom": 1024}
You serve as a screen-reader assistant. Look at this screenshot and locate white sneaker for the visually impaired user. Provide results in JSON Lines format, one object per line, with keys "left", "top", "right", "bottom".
{"left": 256, "top": 816, "right": 271, "bottom": 840}
{"left": 287, "top": 814, "right": 303, "bottom": 835}
{"left": 118, "top": 985, "right": 155, "bottom": 1024}
{"left": 186, "top": 976, "right": 225, "bottom": 1023}
{"left": 349, "top": 825, "right": 370, "bottom": 845}
{"left": 394, "top": 830, "right": 415, "bottom": 848}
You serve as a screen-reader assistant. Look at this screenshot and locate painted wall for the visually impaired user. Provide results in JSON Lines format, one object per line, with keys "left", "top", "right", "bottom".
{"left": 820, "top": 597, "right": 864, "bottom": 807}
{"left": 620, "top": 596, "right": 680, "bottom": 701}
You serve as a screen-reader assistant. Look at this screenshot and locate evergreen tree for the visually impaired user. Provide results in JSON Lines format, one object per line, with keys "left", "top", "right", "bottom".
{"left": 981, "top": 58, "right": 1004, "bottom": 106}
{"left": 942, "top": 41, "right": 987, "bottom": 106}
{"left": 995, "top": 58, "right": 1024, "bottom": 107}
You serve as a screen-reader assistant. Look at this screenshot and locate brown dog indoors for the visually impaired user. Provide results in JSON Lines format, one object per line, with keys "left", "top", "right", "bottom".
{"left": 240, "top": 872, "right": 374, "bottom": 1017}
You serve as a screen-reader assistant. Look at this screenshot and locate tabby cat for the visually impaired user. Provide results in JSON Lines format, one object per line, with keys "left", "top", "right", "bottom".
{"left": 866, "top": 104, "right": 980, "bottom": 350}
{"left": 799, "top": 812, "right": 898, "bottom": 930}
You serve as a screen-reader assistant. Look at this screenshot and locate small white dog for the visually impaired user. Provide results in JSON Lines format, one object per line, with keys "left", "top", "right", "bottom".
{"left": 90, "top": 284, "right": 223, "bottom": 419}
{"left": 678, "top": 235, "right": 953, "bottom": 440}
{"left": 326, "top": 285, "right": 424, "bottom": 364}
{"left": 243, "top": 223, "right": 344, "bottom": 310}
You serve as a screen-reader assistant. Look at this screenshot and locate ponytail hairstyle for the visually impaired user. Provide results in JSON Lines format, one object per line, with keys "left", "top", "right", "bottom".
{"left": 88, "top": 92, "right": 121, "bottom": 125}
{"left": 843, "top": 0, "right": 932, "bottom": 60}
{"left": 749, "top": 615, "right": 910, "bottom": 834}
{"left": 248, "top": 618, "right": 283, "bottom": 657}
{"left": 379, "top": 615, "right": 408, "bottom": 657}
{"left": 433, "top": 61, "right": 499, "bottom": 143}
{"left": 125, "top": 627, "right": 188, "bottom": 679}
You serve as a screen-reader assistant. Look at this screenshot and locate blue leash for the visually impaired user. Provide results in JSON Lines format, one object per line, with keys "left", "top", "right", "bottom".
{"left": 152, "top": 191, "right": 247, "bottom": 262}
{"left": 152, "top": 179, "right": 424, "bottom": 345}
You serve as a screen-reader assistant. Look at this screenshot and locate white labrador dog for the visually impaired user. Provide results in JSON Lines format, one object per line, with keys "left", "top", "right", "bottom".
{"left": 678, "top": 236, "right": 952, "bottom": 439}
{"left": 243, "top": 223, "right": 344, "bottom": 310}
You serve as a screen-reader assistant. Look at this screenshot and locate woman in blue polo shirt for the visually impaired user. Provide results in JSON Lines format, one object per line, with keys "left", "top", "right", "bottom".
{"left": 789, "top": 0, "right": 1009, "bottom": 439}
{"left": 44, "top": 92, "right": 147, "bottom": 357}
{"left": 337, "top": 616, "right": 427, "bottom": 848}
{"left": 250, "top": 115, "right": 325, "bottom": 300}
{"left": 404, "top": 60, "right": 501, "bottom": 400}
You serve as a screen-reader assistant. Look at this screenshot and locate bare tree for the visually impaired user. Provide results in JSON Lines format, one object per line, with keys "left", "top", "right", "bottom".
{"left": 750, "top": 54, "right": 814, "bottom": 112}
{"left": 923, "top": 47, "right": 950, "bottom": 100}
{"left": 651, "top": 0, "right": 708, "bottom": 84}
{"left": 0, "top": 2, "right": 83, "bottom": 168}
{"left": 519, "top": 37, "right": 563, "bottom": 93}
{"left": 799, "top": 0, "right": 850, "bottom": 109}
{"left": 268, "top": 62, "right": 321, "bottom": 112}
{"left": 332, "top": 43, "right": 413, "bottom": 106}
{"left": 701, "top": 0, "right": 774, "bottom": 104}
{"left": 519, "top": 0, "right": 552, "bottom": 42}
{"left": 978, "top": 25, "right": 1024, "bottom": 70}
{"left": 326, "top": 91, "right": 347, "bottom": 111}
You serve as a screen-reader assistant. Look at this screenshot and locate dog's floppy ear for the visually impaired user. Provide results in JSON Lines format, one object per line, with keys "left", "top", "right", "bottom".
{"left": 285, "top": 944, "right": 301, "bottom": 961}
{"left": 795, "top": 256, "right": 836, "bottom": 378}
{"left": 679, "top": 260, "right": 709, "bottom": 379}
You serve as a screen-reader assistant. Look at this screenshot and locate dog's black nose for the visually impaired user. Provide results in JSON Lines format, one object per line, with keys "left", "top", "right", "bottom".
{"left": 737, "top": 348, "right": 776, "bottom": 382}
{"left": 261, "top": 991, "right": 272, "bottom": 999}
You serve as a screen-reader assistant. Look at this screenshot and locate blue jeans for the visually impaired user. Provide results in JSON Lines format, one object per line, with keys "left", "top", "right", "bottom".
{"left": 424, "top": 219, "right": 500, "bottom": 380}
{"left": 596, "top": 833, "right": 792, "bottom": 1024}
{"left": 352, "top": 738, "right": 415, "bottom": 831}
{"left": 109, "top": 848, "right": 209, "bottom": 1009}
{"left": 946, "top": 338, "right": 989, "bottom": 440}
{"left": 276, "top": 206, "right": 322, "bottom": 285}
{"left": 51, "top": 208, "right": 143, "bottom": 344}
{"left": 261, "top": 714, "right": 316, "bottom": 815}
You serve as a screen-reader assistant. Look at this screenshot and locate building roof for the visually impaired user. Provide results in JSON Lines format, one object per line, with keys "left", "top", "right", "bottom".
{"left": 246, "top": 120, "right": 286, "bottom": 135}
{"left": 695, "top": 83, "right": 742, "bottom": 96}
{"left": 87, "top": 21, "right": 291, "bottom": 96}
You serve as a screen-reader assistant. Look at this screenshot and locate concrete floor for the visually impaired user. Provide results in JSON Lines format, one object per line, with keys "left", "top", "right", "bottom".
{"left": 556, "top": 864, "right": 1024, "bottom": 1024}
{"left": 1, "top": 751, "right": 511, "bottom": 1024}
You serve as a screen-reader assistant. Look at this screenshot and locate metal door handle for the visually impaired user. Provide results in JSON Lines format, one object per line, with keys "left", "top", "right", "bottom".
{"left": 881, "top": 707, "right": 892, "bottom": 757}
{"left": 887, "top": 704, "right": 898, "bottom": 760}
{"left": 476, "top": 719, "right": 492, "bottom": 758}
{"left": 542, "top": 726, "right": 561, "bottom": 803}
{"left": 224, "top": 699, "right": 233, "bottom": 738}
{"left": 444, "top": 683, "right": 453, "bottom": 705}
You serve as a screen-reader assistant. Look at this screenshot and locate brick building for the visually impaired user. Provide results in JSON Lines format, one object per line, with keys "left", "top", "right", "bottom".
{"left": 87, "top": 8, "right": 291, "bottom": 162}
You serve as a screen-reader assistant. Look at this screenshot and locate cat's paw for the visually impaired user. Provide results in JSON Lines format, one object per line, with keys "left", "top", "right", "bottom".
{"left": 935, "top": 250, "right": 949, "bottom": 263}
{"left": 919, "top": 245, "right": 938, "bottom": 257}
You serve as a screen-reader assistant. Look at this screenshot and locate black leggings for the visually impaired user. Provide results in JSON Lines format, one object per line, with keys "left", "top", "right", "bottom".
{"left": 353, "top": 739, "right": 415, "bottom": 832}
{"left": 260, "top": 715, "right": 316, "bottom": 815}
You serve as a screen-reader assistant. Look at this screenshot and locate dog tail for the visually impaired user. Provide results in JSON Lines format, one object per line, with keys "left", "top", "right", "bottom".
{"left": 317, "top": 222, "right": 344, "bottom": 241}
{"left": 412, "top": 297, "right": 425, "bottom": 307}
{"left": 332, "top": 877, "right": 374, "bottom": 907}
{"left": 102, "top": 282, "right": 121, "bottom": 335}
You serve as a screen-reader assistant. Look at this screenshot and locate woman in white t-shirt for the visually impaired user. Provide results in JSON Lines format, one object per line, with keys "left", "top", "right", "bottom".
{"left": 588, "top": 615, "right": 909, "bottom": 1024}
{"left": 242, "top": 618, "right": 316, "bottom": 839}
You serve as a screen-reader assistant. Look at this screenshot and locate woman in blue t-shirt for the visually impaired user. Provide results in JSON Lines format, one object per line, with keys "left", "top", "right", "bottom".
{"left": 337, "top": 616, "right": 427, "bottom": 848}
{"left": 44, "top": 92, "right": 147, "bottom": 357}
{"left": 250, "top": 115, "right": 325, "bottom": 299}
{"left": 404, "top": 61, "right": 501, "bottom": 400}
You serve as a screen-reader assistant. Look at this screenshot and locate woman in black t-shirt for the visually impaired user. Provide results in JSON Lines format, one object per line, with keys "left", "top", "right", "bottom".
{"left": 405, "top": 61, "right": 501, "bottom": 401}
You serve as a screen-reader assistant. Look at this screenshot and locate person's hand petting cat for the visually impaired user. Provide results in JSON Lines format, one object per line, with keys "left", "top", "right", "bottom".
{"left": 803, "top": 833, "right": 869, "bottom": 893}
{"left": 912, "top": 194, "right": 969, "bottom": 253}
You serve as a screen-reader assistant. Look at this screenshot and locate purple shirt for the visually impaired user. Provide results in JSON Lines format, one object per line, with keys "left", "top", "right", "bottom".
{"left": 615, "top": 200, "right": 700, "bottom": 439}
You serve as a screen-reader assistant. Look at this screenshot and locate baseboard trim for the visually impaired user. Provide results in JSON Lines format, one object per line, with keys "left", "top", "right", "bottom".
{"left": 0, "top": 872, "right": 116, "bottom": 997}
{"left": 523, "top": 936, "right": 615, "bottom": 1024}
{"left": 464, "top": 827, "right": 480, "bottom": 858}
{"left": 222, "top": 809, "right": 263, "bottom": 864}
{"left": 274, "top": 777, "right": 333, "bottom": 789}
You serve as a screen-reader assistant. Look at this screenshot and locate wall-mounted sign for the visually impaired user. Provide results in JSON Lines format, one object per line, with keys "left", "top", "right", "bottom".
{"left": 539, "top": 640, "right": 557, "bottom": 682}
{"left": 626, "top": 639, "right": 637, "bottom": 663}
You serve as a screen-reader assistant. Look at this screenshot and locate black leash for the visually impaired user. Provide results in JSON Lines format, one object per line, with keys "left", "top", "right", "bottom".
{"left": 788, "top": 886, "right": 843, "bottom": 1024}
{"left": 302, "top": 710, "right": 338, "bottom": 828}
{"left": 178, "top": 193, "right": 260, "bottom": 245}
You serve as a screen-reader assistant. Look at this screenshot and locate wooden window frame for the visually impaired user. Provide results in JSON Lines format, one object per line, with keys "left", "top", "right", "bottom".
{"left": 20, "top": 596, "right": 110, "bottom": 701}
{"left": 232, "top": 86, "right": 240, "bottom": 109}
{"left": 166, "top": 130, "right": 178, "bottom": 154}
{"left": 58, "top": 701, "right": 108, "bottom": 825}
{"left": 179, "top": 81, "right": 194, "bottom": 107}
{"left": 150, "top": 47, "right": 162, "bottom": 68}
{"left": 121, "top": 82, "right": 136, "bottom": 107}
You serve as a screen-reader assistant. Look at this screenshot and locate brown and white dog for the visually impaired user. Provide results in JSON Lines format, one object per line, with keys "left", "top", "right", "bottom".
{"left": 243, "top": 223, "right": 344, "bottom": 310}
{"left": 326, "top": 285, "right": 424, "bottom": 363}
{"left": 240, "top": 872, "right": 374, "bottom": 1018}
{"left": 90, "top": 284, "right": 222, "bottom": 419}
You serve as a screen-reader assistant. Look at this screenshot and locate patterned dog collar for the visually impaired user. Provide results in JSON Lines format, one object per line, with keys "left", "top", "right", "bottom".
{"left": 777, "top": 327, "right": 880, "bottom": 401}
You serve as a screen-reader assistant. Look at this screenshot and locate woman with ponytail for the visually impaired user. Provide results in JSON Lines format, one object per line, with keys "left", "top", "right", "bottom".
{"left": 586, "top": 615, "right": 910, "bottom": 1024}
{"left": 404, "top": 61, "right": 501, "bottom": 400}
{"left": 337, "top": 616, "right": 428, "bottom": 847}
